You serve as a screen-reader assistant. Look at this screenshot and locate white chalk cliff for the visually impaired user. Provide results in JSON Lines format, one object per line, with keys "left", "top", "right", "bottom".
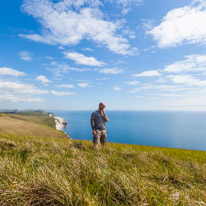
{"left": 54, "top": 116, "right": 67, "bottom": 131}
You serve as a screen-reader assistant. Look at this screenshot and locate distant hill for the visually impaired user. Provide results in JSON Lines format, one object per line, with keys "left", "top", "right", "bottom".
{"left": 0, "top": 109, "right": 18, "bottom": 113}
{"left": 0, "top": 113, "right": 67, "bottom": 139}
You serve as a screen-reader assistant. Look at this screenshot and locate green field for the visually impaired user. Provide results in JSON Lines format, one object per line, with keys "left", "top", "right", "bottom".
{"left": 0, "top": 113, "right": 205, "bottom": 205}
{"left": 0, "top": 112, "right": 67, "bottom": 139}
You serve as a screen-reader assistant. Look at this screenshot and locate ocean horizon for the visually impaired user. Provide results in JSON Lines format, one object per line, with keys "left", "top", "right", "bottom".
{"left": 49, "top": 110, "right": 206, "bottom": 151}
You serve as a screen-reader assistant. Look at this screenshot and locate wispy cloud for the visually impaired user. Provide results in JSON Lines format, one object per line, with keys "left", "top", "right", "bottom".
{"left": 18, "top": 51, "right": 32, "bottom": 61}
{"left": 58, "top": 46, "right": 65, "bottom": 50}
{"left": 45, "top": 56, "right": 54, "bottom": 60}
{"left": 0, "top": 94, "right": 42, "bottom": 102}
{"left": 36, "top": 75, "right": 52, "bottom": 84}
{"left": 46, "top": 62, "right": 90, "bottom": 76}
{"left": 112, "top": 86, "right": 122, "bottom": 90}
{"left": 124, "top": 80, "right": 139, "bottom": 85}
{"left": 167, "top": 74, "right": 206, "bottom": 86}
{"left": 163, "top": 54, "right": 206, "bottom": 73}
{"left": 51, "top": 90, "right": 75, "bottom": 96}
{"left": 64, "top": 52, "right": 104, "bottom": 66}
{"left": 148, "top": 0, "right": 206, "bottom": 48}
{"left": 99, "top": 68, "right": 123, "bottom": 74}
{"left": 96, "top": 77, "right": 107, "bottom": 80}
{"left": 57, "top": 84, "right": 75, "bottom": 88}
{"left": 20, "top": 0, "right": 137, "bottom": 55}
{"left": 0, "top": 67, "right": 26, "bottom": 76}
{"left": 132, "top": 70, "right": 161, "bottom": 77}
{"left": 141, "top": 19, "right": 154, "bottom": 30}
{"left": 82, "top": 48, "right": 94, "bottom": 52}
{"left": 129, "top": 84, "right": 186, "bottom": 93}
{"left": 0, "top": 79, "right": 76, "bottom": 102}
{"left": 0, "top": 80, "right": 48, "bottom": 95}
{"left": 78, "top": 83, "right": 89, "bottom": 88}
{"left": 107, "top": 0, "right": 143, "bottom": 14}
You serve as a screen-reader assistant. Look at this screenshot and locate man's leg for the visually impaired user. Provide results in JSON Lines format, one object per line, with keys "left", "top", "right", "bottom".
{"left": 93, "top": 130, "right": 101, "bottom": 148}
{"left": 100, "top": 130, "right": 107, "bottom": 146}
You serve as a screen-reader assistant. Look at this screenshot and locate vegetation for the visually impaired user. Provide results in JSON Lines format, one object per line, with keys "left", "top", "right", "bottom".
{"left": 0, "top": 133, "right": 205, "bottom": 205}
{"left": 0, "top": 113, "right": 66, "bottom": 139}
{"left": 7, "top": 111, "right": 56, "bottom": 128}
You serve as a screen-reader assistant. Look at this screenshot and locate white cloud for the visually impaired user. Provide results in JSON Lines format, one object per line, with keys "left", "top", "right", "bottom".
{"left": 58, "top": 46, "right": 65, "bottom": 50}
{"left": 96, "top": 77, "right": 107, "bottom": 80}
{"left": 64, "top": 52, "right": 104, "bottom": 66}
{"left": 99, "top": 68, "right": 123, "bottom": 74}
{"left": 167, "top": 75, "right": 206, "bottom": 86}
{"left": 36, "top": 75, "right": 52, "bottom": 84}
{"left": 124, "top": 80, "right": 139, "bottom": 85}
{"left": 78, "top": 83, "right": 89, "bottom": 88}
{"left": 122, "top": 28, "right": 136, "bottom": 39}
{"left": 82, "top": 48, "right": 94, "bottom": 52}
{"left": 0, "top": 67, "right": 26, "bottom": 76}
{"left": 148, "top": 1, "right": 206, "bottom": 48}
{"left": 20, "top": 0, "right": 136, "bottom": 55}
{"left": 141, "top": 19, "right": 154, "bottom": 30}
{"left": 0, "top": 94, "right": 42, "bottom": 102}
{"left": 110, "top": 0, "right": 142, "bottom": 6}
{"left": 57, "top": 84, "right": 75, "bottom": 88}
{"left": 163, "top": 54, "right": 206, "bottom": 73}
{"left": 51, "top": 90, "right": 75, "bottom": 96}
{"left": 132, "top": 70, "right": 161, "bottom": 77}
{"left": 46, "top": 62, "right": 90, "bottom": 76}
{"left": 112, "top": 86, "right": 122, "bottom": 90}
{"left": 45, "top": 56, "right": 54, "bottom": 60}
{"left": 0, "top": 80, "right": 48, "bottom": 95}
{"left": 0, "top": 79, "right": 75, "bottom": 102}
{"left": 18, "top": 51, "right": 32, "bottom": 61}
{"left": 129, "top": 84, "right": 186, "bottom": 93}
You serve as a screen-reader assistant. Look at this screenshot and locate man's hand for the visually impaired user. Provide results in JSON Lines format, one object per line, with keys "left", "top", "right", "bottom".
{"left": 102, "top": 110, "right": 109, "bottom": 122}
{"left": 93, "top": 130, "right": 97, "bottom": 136}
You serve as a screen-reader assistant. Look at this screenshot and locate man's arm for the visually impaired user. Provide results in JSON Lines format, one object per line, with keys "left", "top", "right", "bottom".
{"left": 102, "top": 111, "right": 109, "bottom": 122}
{"left": 91, "top": 113, "right": 96, "bottom": 135}
{"left": 90, "top": 118, "right": 95, "bottom": 130}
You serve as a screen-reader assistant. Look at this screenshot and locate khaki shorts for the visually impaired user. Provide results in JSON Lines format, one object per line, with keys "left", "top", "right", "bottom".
{"left": 93, "top": 129, "right": 107, "bottom": 145}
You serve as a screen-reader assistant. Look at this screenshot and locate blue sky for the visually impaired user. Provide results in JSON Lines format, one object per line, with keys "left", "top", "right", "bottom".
{"left": 1, "top": 0, "right": 206, "bottom": 110}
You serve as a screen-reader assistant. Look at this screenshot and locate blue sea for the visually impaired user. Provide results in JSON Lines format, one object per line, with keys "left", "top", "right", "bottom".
{"left": 49, "top": 111, "right": 206, "bottom": 151}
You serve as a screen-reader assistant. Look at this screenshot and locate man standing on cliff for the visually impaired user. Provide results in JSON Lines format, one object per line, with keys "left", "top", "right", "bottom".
{"left": 91, "top": 102, "right": 109, "bottom": 148}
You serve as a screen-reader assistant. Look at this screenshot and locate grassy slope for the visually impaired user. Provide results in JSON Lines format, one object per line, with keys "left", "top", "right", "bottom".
{"left": 0, "top": 113, "right": 67, "bottom": 139}
{"left": 0, "top": 134, "right": 205, "bottom": 206}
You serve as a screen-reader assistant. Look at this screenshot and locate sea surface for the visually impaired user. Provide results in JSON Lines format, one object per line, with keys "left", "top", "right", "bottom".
{"left": 49, "top": 110, "right": 206, "bottom": 151}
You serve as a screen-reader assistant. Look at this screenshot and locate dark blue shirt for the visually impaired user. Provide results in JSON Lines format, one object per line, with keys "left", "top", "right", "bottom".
{"left": 91, "top": 110, "right": 106, "bottom": 130}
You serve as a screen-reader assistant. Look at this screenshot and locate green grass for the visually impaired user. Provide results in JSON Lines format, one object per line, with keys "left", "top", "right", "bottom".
{"left": 0, "top": 134, "right": 205, "bottom": 206}
{"left": 6, "top": 112, "right": 56, "bottom": 128}
{"left": 0, "top": 113, "right": 66, "bottom": 139}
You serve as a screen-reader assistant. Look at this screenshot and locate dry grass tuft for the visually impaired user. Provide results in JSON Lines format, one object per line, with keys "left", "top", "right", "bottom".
{"left": 0, "top": 140, "right": 16, "bottom": 150}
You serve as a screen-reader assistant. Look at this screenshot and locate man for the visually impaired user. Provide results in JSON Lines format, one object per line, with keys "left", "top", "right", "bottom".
{"left": 91, "top": 102, "right": 109, "bottom": 148}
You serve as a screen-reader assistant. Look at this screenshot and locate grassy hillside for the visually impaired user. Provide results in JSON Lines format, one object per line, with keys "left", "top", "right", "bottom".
{"left": 5, "top": 111, "right": 56, "bottom": 128}
{"left": 0, "top": 134, "right": 205, "bottom": 205}
{"left": 0, "top": 113, "right": 67, "bottom": 139}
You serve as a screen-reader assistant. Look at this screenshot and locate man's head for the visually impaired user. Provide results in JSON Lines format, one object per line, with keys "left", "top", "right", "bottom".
{"left": 98, "top": 102, "right": 106, "bottom": 111}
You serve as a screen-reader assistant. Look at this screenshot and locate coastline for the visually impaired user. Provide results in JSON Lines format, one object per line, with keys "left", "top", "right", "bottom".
{"left": 52, "top": 115, "right": 71, "bottom": 139}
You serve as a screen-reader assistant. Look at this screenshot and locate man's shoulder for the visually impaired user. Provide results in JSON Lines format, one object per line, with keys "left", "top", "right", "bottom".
{"left": 91, "top": 110, "right": 98, "bottom": 115}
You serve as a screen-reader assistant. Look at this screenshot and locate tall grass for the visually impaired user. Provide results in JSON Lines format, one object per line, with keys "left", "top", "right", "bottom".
{"left": 0, "top": 134, "right": 205, "bottom": 205}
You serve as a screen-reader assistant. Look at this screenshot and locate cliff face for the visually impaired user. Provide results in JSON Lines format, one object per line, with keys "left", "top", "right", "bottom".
{"left": 54, "top": 116, "right": 67, "bottom": 131}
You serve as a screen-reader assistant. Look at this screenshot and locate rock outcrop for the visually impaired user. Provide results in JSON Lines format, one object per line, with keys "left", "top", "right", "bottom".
{"left": 54, "top": 116, "right": 67, "bottom": 131}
